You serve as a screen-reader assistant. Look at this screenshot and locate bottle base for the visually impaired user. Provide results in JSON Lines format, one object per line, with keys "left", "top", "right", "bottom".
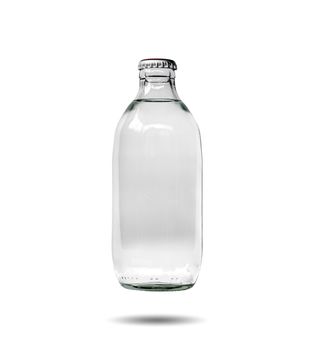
{"left": 120, "top": 282, "right": 194, "bottom": 292}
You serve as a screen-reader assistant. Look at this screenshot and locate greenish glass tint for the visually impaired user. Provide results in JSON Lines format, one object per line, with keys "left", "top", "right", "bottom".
{"left": 112, "top": 59, "right": 202, "bottom": 291}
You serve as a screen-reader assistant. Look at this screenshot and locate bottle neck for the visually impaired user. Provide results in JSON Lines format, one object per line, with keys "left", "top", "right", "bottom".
{"left": 135, "top": 68, "right": 180, "bottom": 101}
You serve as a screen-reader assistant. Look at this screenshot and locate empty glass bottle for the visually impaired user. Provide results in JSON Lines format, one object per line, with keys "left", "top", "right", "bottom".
{"left": 112, "top": 59, "right": 202, "bottom": 291}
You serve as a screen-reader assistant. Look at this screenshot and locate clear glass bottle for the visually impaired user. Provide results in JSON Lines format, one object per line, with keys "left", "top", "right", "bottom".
{"left": 112, "top": 59, "right": 202, "bottom": 291}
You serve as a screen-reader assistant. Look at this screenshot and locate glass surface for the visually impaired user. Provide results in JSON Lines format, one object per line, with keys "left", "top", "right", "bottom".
{"left": 112, "top": 59, "right": 202, "bottom": 291}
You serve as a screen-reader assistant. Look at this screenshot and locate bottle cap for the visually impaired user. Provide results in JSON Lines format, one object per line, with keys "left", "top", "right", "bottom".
{"left": 138, "top": 58, "right": 177, "bottom": 70}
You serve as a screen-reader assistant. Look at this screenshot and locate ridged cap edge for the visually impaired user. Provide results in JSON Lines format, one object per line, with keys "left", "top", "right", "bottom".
{"left": 138, "top": 58, "right": 177, "bottom": 70}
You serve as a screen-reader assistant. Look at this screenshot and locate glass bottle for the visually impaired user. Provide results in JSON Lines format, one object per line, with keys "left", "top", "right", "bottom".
{"left": 112, "top": 59, "right": 202, "bottom": 291}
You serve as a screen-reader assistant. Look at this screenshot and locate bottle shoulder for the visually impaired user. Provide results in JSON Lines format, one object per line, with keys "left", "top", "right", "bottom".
{"left": 126, "top": 99, "right": 190, "bottom": 114}
{"left": 118, "top": 99, "right": 199, "bottom": 132}
{"left": 114, "top": 99, "right": 202, "bottom": 152}
{"left": 114, "top": 99, "right": 201, "bottom": 143}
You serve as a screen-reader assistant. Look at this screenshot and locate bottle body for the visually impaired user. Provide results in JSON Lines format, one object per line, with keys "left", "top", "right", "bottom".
{"left": 112, "top": 59, "right": 202, "bottom": 291}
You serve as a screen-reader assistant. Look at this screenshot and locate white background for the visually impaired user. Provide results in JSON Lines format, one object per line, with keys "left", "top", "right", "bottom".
{"left": 0, "top": 0, "right": 313, "bottom": 349}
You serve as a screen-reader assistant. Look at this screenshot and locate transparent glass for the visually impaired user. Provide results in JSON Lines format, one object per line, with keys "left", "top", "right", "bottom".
{"left": 112, "top": 59, "right": 202, "bottom": 291}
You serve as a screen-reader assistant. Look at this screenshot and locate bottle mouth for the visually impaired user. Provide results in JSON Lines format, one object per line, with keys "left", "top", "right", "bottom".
{"left": 138, "top": 58, "right": 177, "bottom": 71}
